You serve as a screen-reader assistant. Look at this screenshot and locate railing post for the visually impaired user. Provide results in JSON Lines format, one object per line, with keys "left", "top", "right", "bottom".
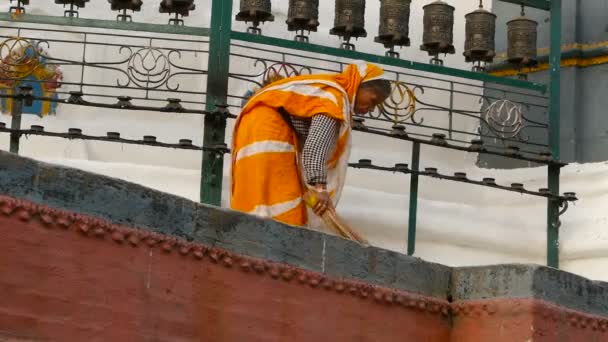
{"left": 448, "top": 82, "right": 454, "bottom": 139}
{"left": 407, "top": 142, "right": 421, "bottom": 256}
{"left": 200, "top": 0, "right": 233, "bottom": 206}
{"left": 547, "top": 0, "right": 562, "bottom": 268}
{"left": 9, "top": 86, "right": 29, "bottom": 154}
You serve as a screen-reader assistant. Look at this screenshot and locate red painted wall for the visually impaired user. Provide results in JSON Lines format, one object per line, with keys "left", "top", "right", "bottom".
{"left": 0, "top": 197, "right": 450, "bottom": 342}
{"left": 0, "top": 196, "right": 606, "bottom": 342}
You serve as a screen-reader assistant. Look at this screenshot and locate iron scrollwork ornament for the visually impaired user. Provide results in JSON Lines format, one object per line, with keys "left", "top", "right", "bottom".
{"left": 236, "top": 0, "right": 275, "bottom": 35}
{"left": 0, "top": 38, "right": 63, "bottom": 116}
{"left": 0, "top": 38, "right": 40, "bottom": 82}
{"left": 123, "top": 47, "right": 171, "bottom": 89}
{"left": 375, "top": 0, "right": 411, "bottom": 58}
{"left": 372, "top": 81, "right": 421, "bottom": 124}
{"left": 330, "top": 0, "right": 368, "bottom": 50}
{"left": 236, "top": 61, "right": 312, "bottom": 107}
{"left": 420, "top": 0, "right": 455, "bottom": 65}
{"left": 482, "top": 99, "right": 524, "bottom": 139}
{"left": 287, "top": 0, "right": 320, "bottom": 42}
{"left": 463, "top": 0, "right": 496, "bottom": 71}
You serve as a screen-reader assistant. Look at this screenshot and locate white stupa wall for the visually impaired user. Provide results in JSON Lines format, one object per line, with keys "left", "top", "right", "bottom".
{"left": 1, "top": 1, "right": 607, "bottom": 281}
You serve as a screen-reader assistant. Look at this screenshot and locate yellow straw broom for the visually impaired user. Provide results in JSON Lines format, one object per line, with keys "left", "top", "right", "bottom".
{"left": 304, "top": 191, "right": 369, "bottom": 246}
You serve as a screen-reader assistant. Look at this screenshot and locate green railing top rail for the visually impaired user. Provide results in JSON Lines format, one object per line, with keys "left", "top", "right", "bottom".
{"left": 496, "top": 0, "right": 551, "bottom": 11}
{"left": 231, "top": 31, "right": 548, "bottom": 93}
{"left": 0, "top": 13, "right": 210, "bottom": 37}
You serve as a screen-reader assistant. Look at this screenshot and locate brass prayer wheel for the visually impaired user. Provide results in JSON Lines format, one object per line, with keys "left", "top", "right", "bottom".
{"left": 159, "top": 0, "right": 196, "bottom": 17}
{"left": 236, "top": 0, "right": 275, "bottom": 34}
{"left": 9, "top": 0, "right": 30, "bottom": 11}
{"left": 375, "top": 0, "right": 411, "bottom": 56}
{"left": 287, "top": 0, "right": 320, "bottom": 33}
{"left": 507, "top": 8, "right": 538, "bottom": 67}
{"left": 107, "top": 0, "right": 143, "bottom": 12}
{"left": 420, "top": 0, "right": 455, "bottom": 64}
{"left": 108, "top": 0, "right": 143, "bottom": 21}
{"left": 55, "top": 0, "right": 89, "bottom": 7}
{"left": 55, "top": 0, "right": 89, "bottom": 17}
{"left": 160, "top": 0, "right": 196, "bottom": 24}
{"left": 463, "top": 1, "right": 496, "bottom": 70}
{"left": 330, "top": 0, "right": 368, "bottom": 49}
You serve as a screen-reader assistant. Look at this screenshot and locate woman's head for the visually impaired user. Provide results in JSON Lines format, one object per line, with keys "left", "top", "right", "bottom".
{"left": 354, "top": 79, "right": 392, "bottom": 114}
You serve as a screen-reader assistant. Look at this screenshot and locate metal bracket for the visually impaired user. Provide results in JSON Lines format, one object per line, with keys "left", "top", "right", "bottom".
{"left": 554, "top": 200, "right": 570, "bottom": 230}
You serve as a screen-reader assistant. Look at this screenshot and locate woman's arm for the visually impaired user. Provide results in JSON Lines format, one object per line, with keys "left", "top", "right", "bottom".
{"left": 301, "top": 114, "right": 340, "bottom": 186}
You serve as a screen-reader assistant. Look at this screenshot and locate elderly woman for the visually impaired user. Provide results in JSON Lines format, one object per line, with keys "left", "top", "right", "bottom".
{"left": 231, "top": 62, "right": 391, "bottom": 227}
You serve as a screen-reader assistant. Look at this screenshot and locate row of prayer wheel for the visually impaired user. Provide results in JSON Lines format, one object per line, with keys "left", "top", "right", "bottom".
{"left": 53, "top": 1, "right": 196, "bottom": 23}
{"left": 236, "top": 0, "right": 538, "bottom": 70}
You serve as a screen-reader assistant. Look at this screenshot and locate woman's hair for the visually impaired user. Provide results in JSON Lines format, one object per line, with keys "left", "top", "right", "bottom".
{"left": 360, "top": 79, "right": 392, "bottom": 99}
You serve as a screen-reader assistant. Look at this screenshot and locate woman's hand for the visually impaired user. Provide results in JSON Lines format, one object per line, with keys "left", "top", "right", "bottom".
{"left": 309, "top": 184, "right": 335, "bottom": 217}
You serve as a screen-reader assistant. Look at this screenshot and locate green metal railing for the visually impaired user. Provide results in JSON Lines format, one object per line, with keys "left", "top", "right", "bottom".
{"left": 547, "top": 0, "right": 563, "bottom": 268}
{"left": 0, "top": 0, "right": 568, "bottom": 268}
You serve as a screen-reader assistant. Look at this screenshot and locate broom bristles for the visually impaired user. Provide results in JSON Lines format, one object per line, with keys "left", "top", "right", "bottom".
{"left": 304, "top": 191, "right": 368, "bottom": 245}
{"left": 322, "top": 211, "right": 369, "bottom": 245}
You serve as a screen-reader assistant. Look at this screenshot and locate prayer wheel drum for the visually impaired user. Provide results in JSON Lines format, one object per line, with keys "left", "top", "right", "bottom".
{"left": 375, "top": 0, "right": 411, "bottom": 48}
{"left": 55, "top": 0, "right": 89, "bottom": 7}
{"left": 420, "top": 0, "right": 455, "bottom": 57}
{"left": 287, "top": 0, "right": 320, "bottom": 32}
{"left": 159, "top": 0, "right": 196, "bottom": 17}
{"left": 463, "top": 6, "right": 496, "bottom": 64}
{"left": 236, "top": 0, "right": 275, "bottom": 26}
{"left": 330, "top": 0, "right": 368, "bottom": 41}
{"left": 507, "top": 15, "right": 538, "bottom": 66}
{"left": 108, "top": 0, "right": 143, "bottom": 12}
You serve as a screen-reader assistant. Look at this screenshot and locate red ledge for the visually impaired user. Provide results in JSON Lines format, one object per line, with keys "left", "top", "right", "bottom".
{"left": 453, "top": 299, "right": 608, "bottom": 332}
{"left": 0, "top": 195, "right": 450, "bottom": 316}
{"left": 3, "top": 194, "right": 608, "bottom": 331}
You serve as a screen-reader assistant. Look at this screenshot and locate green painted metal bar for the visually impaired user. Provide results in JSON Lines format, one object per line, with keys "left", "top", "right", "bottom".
{"left": 547, "top": 165, "right": 561, "bottom": 268}
{"left": 547, "top": 0, "right": 562, "bottom": 268}
{"left": 496, "top": 0, "right": 551, "bottom": 11}
{"left": 9, "top": 93, "right": 23, "bottom": 154}
{"left": 448, "top": 82, "right": 454, "bottom": 139}
{"left": 0, "top": 13, "right": 209, "bottom": 37}
{"left": 407, "top": 142, "right": 421, "bottom": 256}
{"left": 231, "top": 31, "right": 547, "bottom": 93}
{"left": 200, "top": 0, "right": 232, "bottom": 206}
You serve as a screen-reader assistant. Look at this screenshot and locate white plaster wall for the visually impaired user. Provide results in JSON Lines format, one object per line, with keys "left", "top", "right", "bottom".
{"left": 1, "top": 1, "right": 607, "bottom": 281}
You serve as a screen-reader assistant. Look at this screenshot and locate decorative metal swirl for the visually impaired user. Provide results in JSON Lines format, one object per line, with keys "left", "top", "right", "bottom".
{"left": 0, "top": 38, "right": 63, "bottom": 91}
{"left": 378, "top": 81, "right": 419, "bottom": 123}
{"left": 123, "top": 47, "right": 171, "bottom": 89}
{"left": 354, "top": 79, "right": 542, "bottom": 144}
{"left": 229, "top": 58, "right": 312, "bottom": 88}
{"left": 482, "top": 99, "right": 525, "bottom": 139}
{"left": 0, "top": 35, "right": 206, "bottom": 95}
{"left": 0, "top": 37, "right": 40, "bottom": 82}
{"left": 263, "top": 61, "right": 312, "bottom": 85}
{"left": 365, "top": 81, "right": 424, "bottom": 124}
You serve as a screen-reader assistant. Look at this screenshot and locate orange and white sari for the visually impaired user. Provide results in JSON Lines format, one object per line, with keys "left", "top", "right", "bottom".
{"left": 231, "top": 62, "right": 385, "bottom": 227}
